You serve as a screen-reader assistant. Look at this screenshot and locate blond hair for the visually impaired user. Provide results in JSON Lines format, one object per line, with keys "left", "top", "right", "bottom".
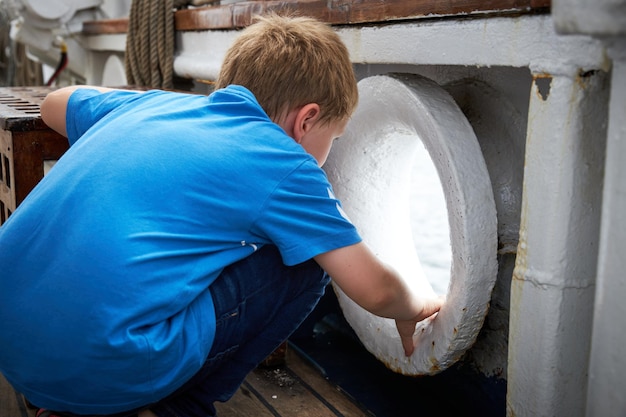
{"left": 215, "top": 14, "right": 358, "bottom": 125}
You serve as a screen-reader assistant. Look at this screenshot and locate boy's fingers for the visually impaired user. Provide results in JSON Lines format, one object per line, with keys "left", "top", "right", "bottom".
{"left": 400, "top": 334, "right": 415, "bottom": 357}
{"left": 396, "top": 320, "right": 417, "bottom": 356}
{"left": 416, "top": 295, "right": 445, "bottom": 322}
{"left": 396, "top": 296, "right": 445, "bottom": 357}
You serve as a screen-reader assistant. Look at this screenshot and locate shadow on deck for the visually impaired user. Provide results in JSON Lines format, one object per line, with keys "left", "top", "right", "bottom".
{"left": 0, "top": 345, "right": 371, "bottom": 417}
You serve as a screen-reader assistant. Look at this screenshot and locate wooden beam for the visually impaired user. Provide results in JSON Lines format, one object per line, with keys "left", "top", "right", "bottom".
{"left": 82, "top": 18, "right": 129, "bottom": 35}
{"left": 175, "top": 0, "right": 551, "bottom": 30}
{"left": 82, "top": 0, "right": 550, "bottom": 35}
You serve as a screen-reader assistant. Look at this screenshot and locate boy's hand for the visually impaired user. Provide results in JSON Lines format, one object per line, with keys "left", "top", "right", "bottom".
{"left": 314, "top": 243, "right": 446, "bottom": 357}
{"left": 395, "top": 296, "right": 445, "bottom": 357}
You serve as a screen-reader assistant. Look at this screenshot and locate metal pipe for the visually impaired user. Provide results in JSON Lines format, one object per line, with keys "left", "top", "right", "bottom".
{"left": 507, "top": 66, "right": 609, "bottom": 417}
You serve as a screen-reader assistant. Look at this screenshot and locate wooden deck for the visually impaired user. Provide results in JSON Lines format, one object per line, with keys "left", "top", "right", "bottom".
{"left": 0, "top": 345, "right": 372, "bottom": 417}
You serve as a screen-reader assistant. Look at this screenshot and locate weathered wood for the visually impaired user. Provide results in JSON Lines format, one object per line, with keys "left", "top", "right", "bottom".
{"left": 0, "top": 87, "right": 69, "bottom": 224}
{"left": 174, "top": 0, "right": 552, "bottom": 30}
{"left": 215, "top": 381, "right": 278, "bottom": 416}
{"left": 11, "top": 129, "right": 69, "bottom": 206}
{"left": 82, "top": 18, "right": 129, "bottom": 35}
{"left": 1, "top": 346, "right": 370, "bottom": 417}
{"left": 81, "top": 0, "right": 551, "bottom": 34}
{"left": 286, "top": 349, "right": 371, "bottom": 417}
{"left": 0, "top": 87, "right": 51, "bottom": 131}
{"left": 0, "top": 373, "right": 31, "bottom": 417}
{"left": 234, "top": 347, "right": 371, "bottom": 416}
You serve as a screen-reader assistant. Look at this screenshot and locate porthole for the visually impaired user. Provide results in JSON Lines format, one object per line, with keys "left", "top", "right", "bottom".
{"left": 324, "top": 74, "right": 498, "bottom": 375}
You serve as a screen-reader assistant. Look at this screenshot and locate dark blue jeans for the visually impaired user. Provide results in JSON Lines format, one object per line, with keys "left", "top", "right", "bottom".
{"left": 149, "top": 244, "right": 329, "bottom": 417}
{"left": 28, "top": 245, "right": 328, "bottom": 417}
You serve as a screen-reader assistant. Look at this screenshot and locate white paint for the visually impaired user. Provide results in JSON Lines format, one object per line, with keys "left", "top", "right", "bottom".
{"left": 548, "top": 9, "right": 626, "bottom": 414}
{"left": 324, "top": 74, "right": 498, "bottom": 375}
{"left": 100, "top": 53, "right": 126, "bottom": 86}
{"left": 98, "top": 0, "right": 131, "bottom": 19}
{"left": 340, "top": 15, "right": 607, "bottom": 75}
{"left": 171, "top": 14, "right": 608, "bottom": 82}
{"left": 84, "top": 33, "right": 126, "bottom": 52}
{"left": 7, "top": 0, "right": 103, "bottom": 84}
{"left": 553, "top": 0, "right": 626, "bottom": 36}
{"left": 507, "top": 68, "right": 608, "bottom": 417}
{"left": 173, "top": 30, "right": 236, "bottom": 81}
{"left": 585, "top": 40, "right": 626, "bottom": 417}
{"left": 21, "top": 0, "right": 77, "bottom": 23}
{"left": 443, "top": 76, "right": 527, "bottom": 380}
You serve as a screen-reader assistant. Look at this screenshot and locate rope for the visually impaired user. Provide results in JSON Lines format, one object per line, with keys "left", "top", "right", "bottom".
{"left": 125, "top": 0, "right": 190, "bottom": 89}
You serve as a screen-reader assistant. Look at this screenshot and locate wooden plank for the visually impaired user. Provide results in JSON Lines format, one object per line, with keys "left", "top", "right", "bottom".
{"left": 82, "top": 18, "right": 129, "bottom": 35}
{"left": 247, "top": 369, "right": 340, "bottom": 417}
{"left": 82, "top": 0, "right": 551, "bottom": 35}
{"left": 1, "top": 129, "right": 16, "bottom": 222}
{"left": 174, "top": 0, "right": 552, "bottom": 30}
{"left": 0, "top": 373, "right": 32, "bottom": 417}
{"left": 215, "top": 381, "right": 278, "bottom": 416}
{"left": 0, "top": 87, "right": 51, "bottom": 132}
{"left": 214, "top": 345, "right": 372, "bottom": 416}
{"left": 245, "top": 366, "right": 337, "bottom": 416}
{"left": 286, "top": 349, "right": 373, "bottom": 417}
{"left": 12, "top": 129, "right": 69, "bottom": 206}
{"left": 0, "top": 88, "right": 70, "bottom": 209}
{"left": 2, "top": 348, "right": 369, "bottom": 417}
{"left": 239, "top": 347, "right": 371, "bottom": 417}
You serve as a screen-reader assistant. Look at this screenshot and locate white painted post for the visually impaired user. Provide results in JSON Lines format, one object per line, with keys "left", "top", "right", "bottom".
{"left": 552, "top": 1, "right": 626, "bottom": 415}
{"left": 507, "top": 67, "right": 609, "bottom": 416}
{"left": 586, "top": 40, "right": 626, "bottom": 417}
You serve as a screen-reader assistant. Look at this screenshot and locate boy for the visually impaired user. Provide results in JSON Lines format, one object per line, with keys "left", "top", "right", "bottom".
{"left": 0, "top": 14, "right": 443, "bottom": 417}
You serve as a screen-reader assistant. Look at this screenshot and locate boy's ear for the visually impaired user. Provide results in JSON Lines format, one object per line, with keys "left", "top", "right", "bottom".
{"left": 293, "top": 103, "right": 321, "bottom": 143}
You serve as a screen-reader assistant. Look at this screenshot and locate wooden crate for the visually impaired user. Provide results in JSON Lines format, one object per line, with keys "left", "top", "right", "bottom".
{"left": 0, "top": 87, "right": 68, "bottom": 225}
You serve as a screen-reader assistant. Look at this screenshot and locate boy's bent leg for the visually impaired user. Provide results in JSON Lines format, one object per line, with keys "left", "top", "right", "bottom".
{"left": 150, "top": 245, "right": 330, "bottom": 417}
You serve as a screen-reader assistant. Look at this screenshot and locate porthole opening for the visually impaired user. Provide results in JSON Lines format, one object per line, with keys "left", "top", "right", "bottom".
{"left": 410, "top": 139, "right": 452, "bottom": 296}
{"left": 324, "top": 74, "right": 497, "bottom": 375}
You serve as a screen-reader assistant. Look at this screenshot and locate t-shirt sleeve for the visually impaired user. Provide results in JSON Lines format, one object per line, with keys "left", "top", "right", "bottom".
{"left": 66, "top": 89, "right": 145, "bottom": 146}
{"left": 253, "top": 160, "right": 362, "bottom": 266}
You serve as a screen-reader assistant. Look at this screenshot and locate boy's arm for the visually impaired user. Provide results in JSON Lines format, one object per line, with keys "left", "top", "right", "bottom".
{"left": 314, "top": 242, "right": 444, "bottom": 356}
{"left": 40, "top": 85, "right": 122, "bottom": 138}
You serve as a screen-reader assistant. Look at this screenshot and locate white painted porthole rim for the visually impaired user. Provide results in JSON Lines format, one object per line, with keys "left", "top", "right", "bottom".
{"left": 324, "top": 74, "right": 498, "bottom": 375}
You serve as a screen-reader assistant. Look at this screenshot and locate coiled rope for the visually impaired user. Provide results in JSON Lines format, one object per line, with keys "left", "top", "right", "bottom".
{"left": 125, "top": 0, "right": 190, "bottom": 89}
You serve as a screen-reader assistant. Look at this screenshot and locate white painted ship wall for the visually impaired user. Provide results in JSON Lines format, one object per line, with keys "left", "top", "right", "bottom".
{"left": 6, "top": 1, "right": 626, "bottom": 415}
{"left": 172, "top": 11, "right": 626, "bottom": 415}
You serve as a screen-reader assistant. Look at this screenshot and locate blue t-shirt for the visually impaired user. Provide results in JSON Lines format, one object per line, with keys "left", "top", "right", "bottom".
{"left": 0, "top": 86, "right": 360, "bottom": 413}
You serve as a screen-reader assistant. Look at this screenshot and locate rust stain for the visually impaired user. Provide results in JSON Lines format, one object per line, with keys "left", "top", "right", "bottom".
{"left": 429, "top": 355, "right": 440, "bottom": 373}
{"left": 380, "top": 357, "right": 405, "bottom": 375}
{"left": 575, "top": 68, "right": 599, "bottom": 90}
{"left": 532, "top": 72, "right": 551, "bottom": 80}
